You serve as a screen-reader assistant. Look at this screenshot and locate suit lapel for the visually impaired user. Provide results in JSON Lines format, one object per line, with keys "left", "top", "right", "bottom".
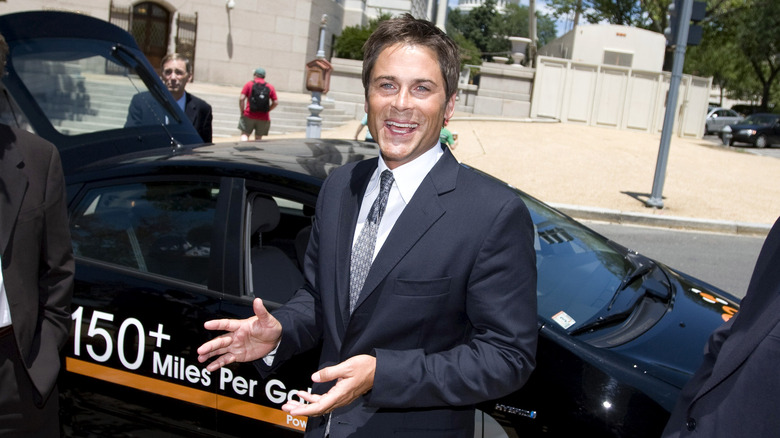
{"left": 0, "top": 132, "right": 28, "bottom": 259}
{"left": 350, "top": 149, "right": 459, "bottom": 313}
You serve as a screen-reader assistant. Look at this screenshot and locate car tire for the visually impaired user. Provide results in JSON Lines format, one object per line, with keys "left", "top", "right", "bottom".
{"left": 755, "top": 135, "right": 768, "bottom": 148}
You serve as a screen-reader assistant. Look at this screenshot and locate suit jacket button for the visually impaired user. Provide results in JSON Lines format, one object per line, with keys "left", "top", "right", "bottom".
{"left": 686, "top": 418, "right": 696, "bottom": 431}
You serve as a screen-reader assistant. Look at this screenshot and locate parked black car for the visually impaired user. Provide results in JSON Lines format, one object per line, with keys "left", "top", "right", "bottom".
{"left": 1, "top": 11, "right": 740, "bottom": 438}
{"left": 724, "top": 113, "right": 780, "bottom": 148}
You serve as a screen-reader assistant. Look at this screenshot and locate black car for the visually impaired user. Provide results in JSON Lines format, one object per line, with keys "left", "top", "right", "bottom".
{"left": 724, "top": 113, "right": 780, "bottom": 148}
{"left": 1, "top": 11, "right": 740, "bottom": 438}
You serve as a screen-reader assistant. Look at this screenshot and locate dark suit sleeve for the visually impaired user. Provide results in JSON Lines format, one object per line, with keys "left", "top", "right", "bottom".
{"left": 201, "top": 106, "right": 213, "bottom": 143}
{"left": 369, "top": 196, "right": 538, "bottom": 407}
{"left": 125, "top": 93, "right": 143, "bottom": 127}
{"left": 30, "top": 145, "right": 75, "bottom": 400}
{"left": 187, "top": 95, "right": 213, "bottom": 143}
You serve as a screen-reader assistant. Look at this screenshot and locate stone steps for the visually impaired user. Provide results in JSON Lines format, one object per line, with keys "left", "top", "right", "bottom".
{"left": 49, "top": 74, "right": 354, "bottom": 139}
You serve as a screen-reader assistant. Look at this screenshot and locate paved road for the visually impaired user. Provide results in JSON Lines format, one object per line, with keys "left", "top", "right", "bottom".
{"left": 585, "top": 221, "right": 765, "bottom": 299}
{"left": 702, "top": 134, "right": 780, "bottom": 159}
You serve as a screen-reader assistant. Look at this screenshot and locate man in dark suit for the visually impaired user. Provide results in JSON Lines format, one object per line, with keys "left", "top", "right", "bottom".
{"left": 0, "top": 33, "right": 75, "bottom": 437}
{"left": 125, "top": 53, "right": 213, "bottom": 143}
{"left": 197, "top": 14, "right": 537, "bottom": 437}
{"left": 160, "top": 53, "right": 213, "bottom": 142}
{"left": 662, "top": 215, "right": 780, "bottom": 437}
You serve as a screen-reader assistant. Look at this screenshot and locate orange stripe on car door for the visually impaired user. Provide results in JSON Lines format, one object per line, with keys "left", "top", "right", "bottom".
{"left": 66, "top": 357, "right": 306, "bottom": 432}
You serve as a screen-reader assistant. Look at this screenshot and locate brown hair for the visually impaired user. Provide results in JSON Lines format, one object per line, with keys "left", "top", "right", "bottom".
{"left": 161, "top": 53, "right": 192, "bottom": 74}
{"left": 362, "top": 14, "right": 460, "bottom": 100}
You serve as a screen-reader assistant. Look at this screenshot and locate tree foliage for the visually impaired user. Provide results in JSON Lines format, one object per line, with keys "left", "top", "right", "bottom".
{"left": 333, "top": 13, "right": 393, "bottom": 60}
{"left": 447, "top": 0, "right": 558, "bottom": 62}
{"left": 686, "top": 0, "right": 780, "bottom": 110}
{"left": 548, "top": 0, "right": 669, "bottom": 31}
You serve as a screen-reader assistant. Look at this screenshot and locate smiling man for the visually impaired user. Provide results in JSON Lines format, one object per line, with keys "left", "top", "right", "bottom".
{"left": 198, "top": 14, "right": 538, "bottom": 437}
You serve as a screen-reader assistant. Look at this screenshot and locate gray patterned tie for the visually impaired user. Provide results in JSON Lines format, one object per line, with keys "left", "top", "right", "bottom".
{"left": 349, "top": 170, "right": 394, "bottom": 313}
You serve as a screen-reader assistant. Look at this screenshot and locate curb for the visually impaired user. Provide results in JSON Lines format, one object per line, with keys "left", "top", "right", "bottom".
{"left": 550, "top": 203, "right": 772, "bottom": 237}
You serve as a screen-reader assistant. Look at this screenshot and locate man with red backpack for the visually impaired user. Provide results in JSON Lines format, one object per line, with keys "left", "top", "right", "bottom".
{"left": 238, "top": 67, "right": 278, "bottom": 141}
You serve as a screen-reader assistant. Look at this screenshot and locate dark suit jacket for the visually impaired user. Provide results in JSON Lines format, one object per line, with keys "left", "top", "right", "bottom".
{"left": 0, "top": 124, "right": 74, "bottom": 403}
{"left": 258, "top": 146, "right": 538, "bottom": 437}
{"left": 125, "top": 91, "right": 213, "bottom": 143}
{"left": 184, "top": 92, "right": 213, "bottom": 143}
{"left": 662, "top": 216, "right": 780, "bottom": 437}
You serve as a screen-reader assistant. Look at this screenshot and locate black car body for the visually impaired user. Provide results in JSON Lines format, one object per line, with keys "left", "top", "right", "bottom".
{"left": 725, "top": 113, "right": 780, "bottom": 148}
{"left": 1, "top": 11, "right": 741, "bottom": 438}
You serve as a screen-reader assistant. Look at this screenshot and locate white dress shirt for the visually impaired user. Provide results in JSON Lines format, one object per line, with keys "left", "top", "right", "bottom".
{"left": 352, "top": 143, "right": 444, "bottom": 260}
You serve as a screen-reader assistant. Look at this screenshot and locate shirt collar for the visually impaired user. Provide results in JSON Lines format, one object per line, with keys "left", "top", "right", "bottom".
{"left": 372, "top": 142, "right": 443, "bottom": 204}
{"left": 176, "top": 93, "right": 187, "bottom": 111}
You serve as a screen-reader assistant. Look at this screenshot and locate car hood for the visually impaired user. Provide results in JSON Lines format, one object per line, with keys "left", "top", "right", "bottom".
{"left": 0, "top": 11, "right": 203, "bottom": 174}
{"left": 610, "top": 263, "right": 739, "bottom": 391}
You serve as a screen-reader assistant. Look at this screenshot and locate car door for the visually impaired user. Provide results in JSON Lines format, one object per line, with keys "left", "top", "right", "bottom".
{"left": 721, "top": 109, "right": 742, "bottom": 130}
{"left": 770, "top": 118, "right": 780, "bottom": 145}
{"left": 63, "top": 177, "right": 228, "bottom": 437}
{"left": 211, "top": 182, "right": 320, "bottom": 437}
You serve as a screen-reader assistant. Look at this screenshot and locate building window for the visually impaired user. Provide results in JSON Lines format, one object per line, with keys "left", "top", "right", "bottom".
{"left": 603, "top": 50, "right": 633, "bottom": 68}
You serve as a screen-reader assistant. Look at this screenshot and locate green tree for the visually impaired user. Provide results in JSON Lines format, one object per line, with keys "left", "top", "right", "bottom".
{"left": 686, "top": 0, "right": 780, "bottom": 111}
{"left": 548, "top": 0, "right": 667, "bottom": 29}
{"left": 450, "top": 30, "right": 483, "bottom": 69}
{"left": 447, "top": 0, "right": 558, "bottom": 61}
{"left": 497, "top": 4, "right": 558, "bottom": 47}
{"left": 447, "top": 0, "right": 504, "bottom": 58}
{"left": 333, "top": 13, "right": 393, "bottom": 60}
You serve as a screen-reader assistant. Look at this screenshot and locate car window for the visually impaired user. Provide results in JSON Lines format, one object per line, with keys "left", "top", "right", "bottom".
{"left": 244, "top": 193, "right": 310, "bottom": 303}
{"left": 743, "top": 114, "right": 780, "bottom": 126}
{"left": 70, "top": 181, "right": 219, "bottom": 286}
{"left": 9, "top": 39, "right": 182, "bottom": 136}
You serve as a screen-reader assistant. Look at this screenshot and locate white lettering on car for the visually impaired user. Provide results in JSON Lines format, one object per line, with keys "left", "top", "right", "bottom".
{"left": 71, "top": 306, "right": 302, "bottom": 406}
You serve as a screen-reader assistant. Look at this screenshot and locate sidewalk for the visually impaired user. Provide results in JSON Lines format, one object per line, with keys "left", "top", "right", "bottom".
{"left": 212, "top": 97, "right": 780, "bottom": 236}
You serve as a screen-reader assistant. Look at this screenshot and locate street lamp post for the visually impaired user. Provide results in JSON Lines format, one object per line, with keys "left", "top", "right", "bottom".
{"left": 306, "top": 15, "right": 328, "bottom": 139}
{"left": 646, "top": 0, "right": 694, "bottom": 209}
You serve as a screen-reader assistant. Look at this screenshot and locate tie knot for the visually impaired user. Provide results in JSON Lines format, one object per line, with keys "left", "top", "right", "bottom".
{"left": 379, "top": 170, "right": 394, "bottom": 195}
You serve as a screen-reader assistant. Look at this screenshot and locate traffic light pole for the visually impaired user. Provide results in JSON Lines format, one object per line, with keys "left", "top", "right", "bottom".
{"left": 646, "top": 0, "right": 693, "bottom": 209}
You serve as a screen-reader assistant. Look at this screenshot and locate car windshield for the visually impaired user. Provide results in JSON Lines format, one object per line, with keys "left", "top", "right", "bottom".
{"left": 515, "top": 191, "right": 644, "bottom": 332}
{"left": 1, "top": 38, "right": 183, "bottom": 136}
{"left": 742, "top": 114, "right": 780, "bottom": 126}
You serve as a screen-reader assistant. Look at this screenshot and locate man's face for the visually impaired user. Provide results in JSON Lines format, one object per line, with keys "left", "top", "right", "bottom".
{"left": 161, "top": 59, "right": 190, "bottom": 99}
{"left": 366, "top": 43, "right": 456, "bottom": 169}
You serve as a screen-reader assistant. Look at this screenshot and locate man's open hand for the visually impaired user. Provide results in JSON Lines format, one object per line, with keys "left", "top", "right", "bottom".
{"left": 281, "top": 354, "right": 376, "bottom": 417}
{"left": 197, "top": 298, "right": 282, "bottom": 372}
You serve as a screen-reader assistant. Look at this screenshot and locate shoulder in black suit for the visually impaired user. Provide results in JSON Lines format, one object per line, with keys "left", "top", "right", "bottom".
{"left": 185, "top": 92, "right": 213, "bottom": 143}
{"left": 662, "top": 216, "right": 780, "bottom": 437}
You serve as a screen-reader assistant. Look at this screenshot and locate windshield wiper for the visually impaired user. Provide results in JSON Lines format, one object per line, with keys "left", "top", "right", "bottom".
{"left": 608, "top": 256, "right": 654, "bottom": 311}
{"left": 569, "top": 253, "right": 669, "bottom": 336}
